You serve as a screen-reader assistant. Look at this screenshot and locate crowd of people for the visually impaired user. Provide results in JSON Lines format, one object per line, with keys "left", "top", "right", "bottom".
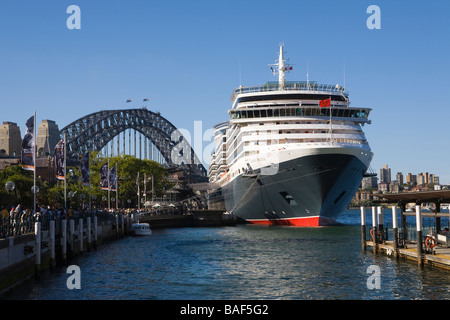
{"left": 0, "top": 203, "right": 126, "bottom": 238}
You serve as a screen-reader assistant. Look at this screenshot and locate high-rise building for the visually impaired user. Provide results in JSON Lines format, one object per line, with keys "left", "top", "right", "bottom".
{"left": 380, "top": 164, "right": 391, "bottom": 184}
{"left": 362, "top": 176, "right": 377, "bottom": 189}
{"left": 417, "top": 173, "right": 424, "bottom": 186}
{"left": 396, "top": 172, "right": 403, "bottom": 185}
{"left": 0, "top": 121, "right": 22, "bottom": 157}
{"left": 405, "top": 173, "right": 417, "bottom": 185}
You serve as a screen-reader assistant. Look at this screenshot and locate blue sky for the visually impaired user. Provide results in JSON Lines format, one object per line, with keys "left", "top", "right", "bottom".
{"left": 0, "top": 0, "right": 449, "bottom": 183}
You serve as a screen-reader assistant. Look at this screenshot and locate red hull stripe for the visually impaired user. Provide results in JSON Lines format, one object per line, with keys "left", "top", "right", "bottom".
{"left": 246, "top": 216, "right": 335, "bottom": 227}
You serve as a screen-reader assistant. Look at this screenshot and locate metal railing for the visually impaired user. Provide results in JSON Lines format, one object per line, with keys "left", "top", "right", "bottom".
{"left": 231, "top": 82, "right": 349, "bottom": 101}
{"left": 0, "top": 211, "right": 120, "bottom": 239}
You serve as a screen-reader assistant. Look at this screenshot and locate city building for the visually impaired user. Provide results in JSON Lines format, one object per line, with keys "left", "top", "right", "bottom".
{"left": 379, "top": 164, "right": 391, "bottom": 184}
{"left": 396, "top": 172, "right": 403, "bottom": 185}
{"left": 405, "top": 173, "right": 417, "bottom": 185}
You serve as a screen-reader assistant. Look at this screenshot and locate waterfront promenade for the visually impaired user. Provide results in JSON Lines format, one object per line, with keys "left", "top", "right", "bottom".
{"left": 0, "top": 208, "right": 233, "bottom": 294}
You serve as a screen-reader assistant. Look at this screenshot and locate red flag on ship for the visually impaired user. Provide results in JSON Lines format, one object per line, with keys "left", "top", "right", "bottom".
{"left": 319, "top": 98, "right": 331, "bottom": 107}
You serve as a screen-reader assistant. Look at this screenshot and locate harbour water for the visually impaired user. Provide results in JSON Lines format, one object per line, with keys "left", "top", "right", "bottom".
{"left": 3, "top": 208, "right": 450, "bottom": 301}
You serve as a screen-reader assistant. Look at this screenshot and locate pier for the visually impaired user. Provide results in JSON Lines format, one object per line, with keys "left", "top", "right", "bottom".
{"left": 361, "top": 190, "right": 450, "bottom": 269}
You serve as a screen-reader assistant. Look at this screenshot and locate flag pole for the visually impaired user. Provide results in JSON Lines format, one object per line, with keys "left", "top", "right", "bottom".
{"left": 137, "top": 171, "right": 140, "bottom": 211}
{"left": 33, "top": 111, "right": 36, "bottom": 215}
{"left": 115, "top": 162, "right": 118, "bottom": 210}
{"left": 64, "top": 132, "right": 67, "bottom": 209}
{"left": 107, "top": 158, "right": 110, "bottom": 211}
{"left": 329, "top": 95, "right": 334, "bottom": 145}
{"left": 88, "top": 148, "right": 92, "bottom": 212}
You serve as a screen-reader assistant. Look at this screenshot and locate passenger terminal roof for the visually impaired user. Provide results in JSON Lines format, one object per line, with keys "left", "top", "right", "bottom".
{"left": 374, "top": 190, "right": 450, "bottom": 204}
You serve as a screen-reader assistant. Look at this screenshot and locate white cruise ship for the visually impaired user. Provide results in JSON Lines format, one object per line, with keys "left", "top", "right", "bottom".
{"left": 208, "top": 45, "right": 374, "bottom": 226}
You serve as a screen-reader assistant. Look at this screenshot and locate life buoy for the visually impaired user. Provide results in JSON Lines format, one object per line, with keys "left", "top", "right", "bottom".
{"left": 370, "top": 228, "right": 374, "bottom": 238}
{"left": 425, "top": 237, "right": 436, "bottom": 249}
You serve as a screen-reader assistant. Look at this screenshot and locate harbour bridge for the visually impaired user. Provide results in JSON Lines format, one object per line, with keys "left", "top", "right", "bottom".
{"left": 59, "top": 108, "right": 208, "bottom": 182}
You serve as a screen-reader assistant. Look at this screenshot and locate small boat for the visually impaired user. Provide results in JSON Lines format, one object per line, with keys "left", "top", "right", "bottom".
{"left": 131, "top": 223, "right": 152, "bottom": 236}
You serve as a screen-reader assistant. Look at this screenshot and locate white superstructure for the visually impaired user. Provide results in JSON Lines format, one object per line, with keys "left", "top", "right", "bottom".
{"left": 209, "top": 45, "right": 372, "bottom": 189}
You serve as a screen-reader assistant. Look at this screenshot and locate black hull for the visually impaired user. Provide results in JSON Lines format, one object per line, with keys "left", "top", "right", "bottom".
{"left": 221, "top": 152, "right": 368, "bottom": 226}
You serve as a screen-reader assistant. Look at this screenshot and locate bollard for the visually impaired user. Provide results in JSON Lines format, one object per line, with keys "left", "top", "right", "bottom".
{"left": 87, "top": 217, "right": 91, "bottom": 251}
{"left": 377, "top": 206, "right": 384, "bottom": 242}
{"left": 79, "top": 218, "right": 83, "bottom": 253}
{"left": 115, "top": 214, "right": 119, "bottom": 236}
{"left": 121, "top": 214, "right": 124, "bottom": 237}
{"left": 49, "top": 220, "right": 56, "bottom": 270}
{"left": 34, "top": 222, "right": 41, "bottom": 279}
{"left": 93, "top": 216, "right": 98, "bottom": 250}
{"left": 360, "top": 206, "right": 366, "bottom": 251}
{"left": 416, "top": 204, "right": 423, "bottom": 266}
{"left": 392, "top": 206, "right": 398, "bottom": 257}
{"left": 371, "top": 206, "right": 378, "bottom": 252}
{"left": 69, "top": 219, "right": 75, "bottom": 258}
{"left": 62, "top": 219, "right": 67, "bottom": 265}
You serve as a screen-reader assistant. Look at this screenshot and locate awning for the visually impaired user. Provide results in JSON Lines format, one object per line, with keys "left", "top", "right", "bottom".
{"left": 374, "top": 190, "right": 450, "bottom": 204}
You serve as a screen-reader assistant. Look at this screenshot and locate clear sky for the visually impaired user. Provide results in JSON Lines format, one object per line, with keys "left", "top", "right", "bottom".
{"left": 0, "top": 0, "right": 449, "bottom": 183}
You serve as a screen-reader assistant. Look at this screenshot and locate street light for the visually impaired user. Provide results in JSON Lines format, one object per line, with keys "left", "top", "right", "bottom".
{"left": 5, "top": 181, "right": 15, "bottom": 191}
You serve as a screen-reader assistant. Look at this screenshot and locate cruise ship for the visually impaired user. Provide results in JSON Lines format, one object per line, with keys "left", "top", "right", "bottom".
{"left": 208, "top": 45, "right": 374, "bottom": 226}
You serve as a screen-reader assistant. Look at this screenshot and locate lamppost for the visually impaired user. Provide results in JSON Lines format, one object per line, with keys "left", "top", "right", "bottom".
{"left": 5, "top": 181, "right": 15, "bottom": 208}
{"left": 68, "top": 191, "right": 75, "bottom": 209}
{"left": 31, "top": 185, "right": 39, "bottom": 215}
{"left": 80, "top": 194, "right": 86, "bottom": 211}
{"left": 5, "top": 181, "right": 15, "bottom": 192}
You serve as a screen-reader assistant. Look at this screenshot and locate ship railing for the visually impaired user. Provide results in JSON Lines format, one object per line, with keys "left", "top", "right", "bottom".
{"left": 231, "top": 82, "right": 348, "bottom": 100}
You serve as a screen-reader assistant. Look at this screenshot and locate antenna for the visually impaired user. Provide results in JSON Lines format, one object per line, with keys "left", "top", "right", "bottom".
{"left": 306, "top": 59, "right": 309, "bottom": 90}
{"left": 239, "top": 59, "right": 242, "bottom": 87}
{"left": 268, "top": 43, "right": 292, "bottom": 90}
{"left": 343, "top": 58, "right": 346, "bottom": 88}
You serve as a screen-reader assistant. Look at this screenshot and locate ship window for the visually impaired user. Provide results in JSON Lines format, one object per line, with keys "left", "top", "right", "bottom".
{"left": 279, "top": 191, "right": 297, "bottom": 206}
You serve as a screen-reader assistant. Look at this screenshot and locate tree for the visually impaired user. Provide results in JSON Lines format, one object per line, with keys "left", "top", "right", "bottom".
{"left": 0, "top": 165, "right": 35, "bottom": 209}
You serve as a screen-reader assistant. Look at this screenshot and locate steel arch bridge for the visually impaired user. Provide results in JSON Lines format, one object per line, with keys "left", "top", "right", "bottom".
{"left": 59, "top": 108, "right": 207, "bottom": 178}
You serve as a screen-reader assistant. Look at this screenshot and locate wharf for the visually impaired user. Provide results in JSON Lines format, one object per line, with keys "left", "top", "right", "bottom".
{"left": 361, "top": 189, "right": 450, "bottom": 269}
{"left": 138, "top": 210, "right": 237, "bottom": 228}
{"left": 366, "top": 239, "right": 450, "bottom": 270}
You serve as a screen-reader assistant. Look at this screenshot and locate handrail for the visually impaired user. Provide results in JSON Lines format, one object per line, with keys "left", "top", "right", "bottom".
{"left": 231, "top": 82, "right": 349, "bottom": 101}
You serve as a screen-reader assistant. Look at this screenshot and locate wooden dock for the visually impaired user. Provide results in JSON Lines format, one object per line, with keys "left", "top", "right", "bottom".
{"left": 361, "top": 189, "right": 450, "bottom": 269}
{"left": 365, "top": 239, "right": 450, "bottom": 270}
